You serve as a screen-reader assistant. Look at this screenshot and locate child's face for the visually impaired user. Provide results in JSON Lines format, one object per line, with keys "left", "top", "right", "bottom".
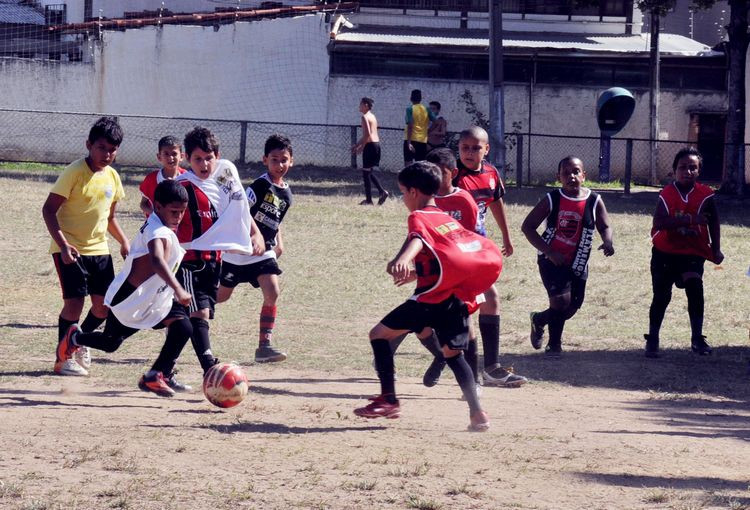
{"left": 263, "top": 148, "right": 293, "bottom": 183}
{"left": 86, "top": 137, "right": 119, "bottom": 170}
{"left": 359, "top": 102, "right": 368, "bottom": 114}
{"left": 398, "top": 182, "right": 419, "bottom": 212}
{"left": 154, "top": 200, "right": 187, "bottom": 230}
{"left": 559, "top": 159, "right": 585, "bottom": 193}
{"left": 186, "top": 147, "right": 218, "bottom": 180}
{"left": 157, "top": 145, "right": 183, "bottom": 172}
{"left": 674, "top": 155, "right": 701, "bottom": 187}
{"left": 429, "top": 104, "right": 440, "bottom": 116}
{"left": 458, "top": 135, "right": 489, "bottom": 171}
{"left": 438, "top": 165, "right": 455, "bottom": 189}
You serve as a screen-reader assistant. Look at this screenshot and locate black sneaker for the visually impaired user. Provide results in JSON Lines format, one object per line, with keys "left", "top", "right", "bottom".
{"left": 644, "top": 334, "right": 660, "bottom": 358}
{"left": 255, "top": 344, "right": 287, "bottom": 363}
{"left": 165, "top": 372, "right": 193, "bottom": 393}
{"left": 422, "top": 357, "right": 446, "bottom": 388}
{"left": 377, "top": 190, "right": 390, "bottom": 205}
{"left": 544, "top": 344, "right": 562, "bottom": 358}
{"left": 691, "top": 336, "right": 712, "bottom": 356}
{"left": 529, "top": 312, "right": 544, "bottom": 350}
{"left": 359, "top": 199, "right": 373, "bottom": 205}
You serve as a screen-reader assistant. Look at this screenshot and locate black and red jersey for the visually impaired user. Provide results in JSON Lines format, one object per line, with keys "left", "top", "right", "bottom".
{"left": 434, "top": 187, "right": 478, "bottom": 232}
{"left": 177, "top": 181, "right": 220, "bottom": 263}
{"left": 652, "top": 182, "right": 715, "bottom": 261}
{"left": 454, "top": 159, "right": 505, "bottom": 236}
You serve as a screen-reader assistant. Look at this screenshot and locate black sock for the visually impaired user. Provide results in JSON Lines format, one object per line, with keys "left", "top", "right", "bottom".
{"left": 648, "top": 283, "right": 672, "bottom": 341}
{"left": 446, "top": 353, "right": 481, "bottom": 414}
{"left": 190, "top": 318, "right": 216, "bottom": 372}
{"left": 369, "top": 171, "right": 385, "bottom": 194}
{"left": 80, "top": 310, "right": 106, "bottom": 333}
{"left": 389, "top": 332, "right": 408, "bottom": 355}
{"left": 58, "top": 315, "right": 77, "bottom": 342}
{"left": 548, "top": 309, "right": 565, "bottom": 348}
{"left": 371, "top": 338, "right": 396, "bottom": 403}
{"left": 478, "top": 314, "right": 500, "bottom": 368}
{"left": 152, "top": 318, "right": 192, "bottom": 375}
{"left": 362, "top": 171, "right": 373, "bottom": 202}
{"left": 534, "top": 309, "right": 550, "bottom": 328}
{"left": 75, "top": 316, "right": 136, "bottom": 353}
{"left": 684, "top": 279, "right": 705, "bottom": 341}
{"left": 419, "top": 332, "right": 444, "bottom": 360}
{"left": 466, "top": 339, "right": 479, "bottom": 383}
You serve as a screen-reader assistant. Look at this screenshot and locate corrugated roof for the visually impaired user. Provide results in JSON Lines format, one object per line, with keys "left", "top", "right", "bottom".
{"left": 0, "top": 1, "right": 45, "bottom": 25}
{"left": 335, "top": 27, "right": 718, "bottom": 57}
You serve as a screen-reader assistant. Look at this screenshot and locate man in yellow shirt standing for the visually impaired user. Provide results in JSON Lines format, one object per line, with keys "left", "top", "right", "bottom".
{"left": 42, "top": 116, "right": 130, "bottom": 376}
{"left": 404, "top": 89, "right": 436, "bottom": 165}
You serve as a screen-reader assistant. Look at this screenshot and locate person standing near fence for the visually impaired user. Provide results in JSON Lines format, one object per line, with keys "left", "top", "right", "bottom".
{"left": 352, "top": 97, "right": 389, "bottom": 205}
{"left": 427, "top": 101, "right": 447, "bottom": 151}
{"left": 404, "top": 89, "right": 435, "bottom": 165}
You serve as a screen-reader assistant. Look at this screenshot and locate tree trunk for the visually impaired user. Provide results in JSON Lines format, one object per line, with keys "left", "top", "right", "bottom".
{"left": 721, "top": 0, "right": 749, "bottom": 195}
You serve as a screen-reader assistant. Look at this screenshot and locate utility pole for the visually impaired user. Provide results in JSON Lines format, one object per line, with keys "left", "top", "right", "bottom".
{"left": 648, "top": 9, "right": 660, "bottom": 185}
{"left": 489, "top": 0, "right": 506, "bottom": 178}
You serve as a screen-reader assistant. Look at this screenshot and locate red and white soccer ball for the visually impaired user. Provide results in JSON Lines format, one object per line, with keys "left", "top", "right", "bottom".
{"left": 203, "top": 362, "right": 249, "bottom": 408}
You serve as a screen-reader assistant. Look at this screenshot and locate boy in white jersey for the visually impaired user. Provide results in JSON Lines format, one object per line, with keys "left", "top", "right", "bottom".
{"left": 521, "top": 156, "right": 614, "bottom": 356}
{"left": 218, "top": 134, "right": 294, "bottom": 363}
{"left": 56, "top": 180, "right": 195, "bottom": 397}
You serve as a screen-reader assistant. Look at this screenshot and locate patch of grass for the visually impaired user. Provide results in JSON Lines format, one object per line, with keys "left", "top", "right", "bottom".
{"left": 0, "top": 161, "right": 64, "bottom": 172}
{"left": 63, "top": 446, "right": 98, "bottom": 468}
{"left": 445, "top": 481, "right": 482, "bottom": 499}
{"left": 388, "top": 461, "right": 431, "bottom": 477}
{"left": 19, "top": 500, "right": 51, "bottom": 510}
{"left": 0, "top": 480, "right": 24, "bottom": 499}
{"left": 644, "top": 488, "right": 673, "bottom": 504}
{"left": 406, "top": 494, "right": 443, "bottom": 510}
{"left": 103, "top": 456, "right": 138, "bottom": 473}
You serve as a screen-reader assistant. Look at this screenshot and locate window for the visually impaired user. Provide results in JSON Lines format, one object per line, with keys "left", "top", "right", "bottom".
{"left": 45, "top": 4, "right": 67, "bottom": 26}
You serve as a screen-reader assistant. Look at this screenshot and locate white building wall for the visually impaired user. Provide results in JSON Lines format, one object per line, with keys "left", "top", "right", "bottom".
{"left": 90, "top": 0, "right": 313, "bottom": 20}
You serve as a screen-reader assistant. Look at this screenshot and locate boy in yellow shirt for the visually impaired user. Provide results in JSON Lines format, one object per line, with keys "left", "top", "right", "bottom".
{"left": 42, "top": 117, "right": 130, "bottom": 376}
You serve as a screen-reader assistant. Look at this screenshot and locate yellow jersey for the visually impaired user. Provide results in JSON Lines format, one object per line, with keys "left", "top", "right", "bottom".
{"left": 404, "top": 103, "right": 431, "bottom": 143}
{"left": 49, "top": 158, "right": 125, "bottom": 255}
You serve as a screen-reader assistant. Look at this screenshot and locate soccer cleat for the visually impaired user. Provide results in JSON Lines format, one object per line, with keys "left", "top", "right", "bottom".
{"left": 545, "top": 344, "right": 563, "bottom": 358}
{"left": 138, "top": 372, "right": 176, "bottom": 398}
{"left": 529, "top": 312, "right": 545, "bottom": 350}
{"left": 354, "top": 395, "right": 400, "bottom": 419}
{"left": 482, "top": 364, "right": 528, "bottom": 387}
{"left": 691, "top": 336, "right": 712, "bottom": 356}
{"left": 74, "top": 346, "right": 92, "bottom": 370}
{"left": 165, "top": 372, "right": 193, "bottom": 393}
{"left": 377, "top": 190, "right": 390, "bottom": 205}
{"left": 54, "top": 359, "right": 88, "bottom": 377}
{"left": 359, "top": 199, "right": 373, "bottom": 205}
{"left": 422, "top": 357, "right": 446, "bottom": 388}
{"left": 468, "top": 410, "right": 490, "bottom": 432}
{"left": 56, "top": 323, "right": 79, "bottom": 363}
{"left": 644, "top": 334, "right": 660, "bottom": 358}
{"left": 255, "top": 344, "right": 287, "bottom": 363}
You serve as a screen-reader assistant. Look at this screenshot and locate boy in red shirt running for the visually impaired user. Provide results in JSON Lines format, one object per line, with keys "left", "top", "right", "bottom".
{"left": 521, "top": 156, "right": 614, "bottom": 356}
{"left": 139, "top": 136, "right": 186, "bottom": 217}
{"left": 645, "top": 147, "right": 723, "bottom": 357}
{"left": 354, "top": 161, "right": 502, "bottom": 431}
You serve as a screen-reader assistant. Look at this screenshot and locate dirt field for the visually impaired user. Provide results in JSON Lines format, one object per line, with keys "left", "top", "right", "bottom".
{"left": 1, "top": 167, "right": 749, "bottom": 510}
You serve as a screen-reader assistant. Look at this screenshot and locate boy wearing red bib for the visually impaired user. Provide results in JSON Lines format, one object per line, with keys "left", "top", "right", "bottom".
{"left": 522, "top": 156, "right": 614, "bottom": 356}
{"left": 645, "top": 147, "right": 723, "bottom": 357}
{"left": 139, "top": 136, "right": 186, "bottom": 217}
{"left": 354, "top": 161, "right": 502, "bottom": 431}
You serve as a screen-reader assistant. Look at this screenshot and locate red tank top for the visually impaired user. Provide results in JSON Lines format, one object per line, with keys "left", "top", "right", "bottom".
{"left": 548, "top": 190, "right": 589, "bottom": 265}
{"left": 408, "top": 207, "right": 502, "bottom": 304}
{"left": 652, "top": 182, "right": 715, "bottom": 260}
{"left": 139, "top": 168, "right": 187, "bottom": 212}
{"left": 435, "top": 188, "right": 479, "bottom": 231}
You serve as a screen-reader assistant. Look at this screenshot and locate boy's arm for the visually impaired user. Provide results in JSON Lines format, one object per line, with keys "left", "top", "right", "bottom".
{"left": 521, "top": 197, "right": 566, "bottom": 265}
{"left": 387, "top": 236, "right": 424, "bottom": 284}
{"left": 353, "top": 116, "right": 371, "bottom": 153}
{"left": 594, "top": 198, "right": 615, "bottom": 256}
{"left": 704, "top": 196, "right": 724, "bottom": 263}
{"left": 139, "top": 195, "right": 153, "bottom": 217}
{"left": 405, "top": 107, "right": 414, "bottom": 149}
{"left": 652, "top": 199, "right": 708, "bottom": 231}
{"left": 42, "top": 192, "right": 79, "bottom": 264}
{"left": 488, "top": 199, "right": 514, "bottom": 256}
{"left": 249, "top": 216, "right": 265, "bottom": 256}
{"left": 147, "top": 238, "right": 191, "bottom": 305}
{"left": 107, "top": 201, "right": 130, "bottom": 259}
{"left": 434, "top": 118, "right": 447, "bottom": 138}
{"left": 273, "top": 227, "right": 284, "bottom": 259}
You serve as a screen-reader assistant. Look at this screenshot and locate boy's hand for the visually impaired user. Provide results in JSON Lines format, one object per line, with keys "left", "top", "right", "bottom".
{"left": 387, "top": 258, "right": 412, "bottom": 281}
{"left": 61, "top": 244, "right": 80, "bottom": 265}
{"left": 119, "top": 242, "right": 130, "bottom": 260}
{"left": 394, "top": 271, "right": 417, "bottom": 286}
{"left": 545, "top": 251, "right": 566, "bottom": 266}
{"left": 598, "top": 241, "right": 615, "bottom": 257}
{"left": 251, "top": 231, "right": 265, "bottom": 256}
{"left": 693, "top": 213, "right": 708, "bottom": 226}
{"left": 502, "top": 239, "right": 514, "bottom": 257}
{"left": 712, "top": 248, "right": 725, "bottom": 265}
{"left": 175, "top": 287, "right": 192, "bottom": 306}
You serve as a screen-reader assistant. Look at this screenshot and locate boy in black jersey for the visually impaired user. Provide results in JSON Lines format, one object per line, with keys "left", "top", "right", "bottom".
{"left": 218, "top": 134, "right": 293, "bottom": 363}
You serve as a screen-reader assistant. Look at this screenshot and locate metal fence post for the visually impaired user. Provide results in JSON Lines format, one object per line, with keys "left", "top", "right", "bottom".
{"left": 624, "top": 138, "right": 633, "bottom": 195}
{"left": 350, "top": 125, "right": 358, "bottom": 168}
{"left": 516, "top": 133, "right": 523, "bottom": 187}
{"left": 239, "top": 121, "right": 248, "bottom": 164}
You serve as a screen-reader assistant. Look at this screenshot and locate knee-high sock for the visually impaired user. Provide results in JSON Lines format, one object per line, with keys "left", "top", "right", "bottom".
{"left": 371, "top": 338, "right": 396, "bottom": 403}
{"left": 369, "top": 171, "right": 385, "bottom": 194}
{"left": 58, "top": 315, "right": 77, "bottom": 342}
{"left": 80, "top": 310, "right": 106, "bottom": 333}
{"left": 190, "top": 318, "right": 215, "bottom": 372}
{"left": 74, "top": 316, "right": 137, "bottom": 353}
{"left": 478, "top": 314, "right": 500, "bottom": 368}
{"left": 534, "top": 309, "right": 550, "bottom": 328}
{"left": 446, "top": 353, "right": 481, "bottom": 414}
{"left": 547, "top": 309, "right": 566, "bottom": 349}
{"left": 419, "top": 332, "right": 443, "bottom": 360}
{"left": 466, "top": 338, "right": 479, "bottom": 383}
{"left": 151, "top": 318, "right": 192, "bottom": 375}
{"left": 362, "top": 171, "right": 373, "bottom": 202}
{"left": 648, "top": 283, "right": 672, "bottom": 341}
{"left": 259, "top": 305, "right": 277, "bottom": 345}
{"left": 684, "top": 278, "right": 704, "bottom": 341}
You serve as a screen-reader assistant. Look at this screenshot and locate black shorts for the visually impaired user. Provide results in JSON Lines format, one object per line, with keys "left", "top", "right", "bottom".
{"left": 177, "top": 260, "right": 220, "bottom": 318}
{"left": 538, "top": 257, "right": 587, "bottom": 298}
{"left": 53, "top": 253, "right": 115, "bottom": 299}
{"left": 380, "top": 295, "right": 469, "bottom": 350}
{"left": 219, "top": 258, "right": 282, "bottom": 289}
{"left": 651, "top": 248, "right": 705, "bottom": 289}
{"left": 362, "top": 142, "right": 381, "bottom": 169}
{"left": 110, "top": 280, "right": 189, "bottom": 329}
{"left": 404, "top": 140, "right": 428, "bottom": 162}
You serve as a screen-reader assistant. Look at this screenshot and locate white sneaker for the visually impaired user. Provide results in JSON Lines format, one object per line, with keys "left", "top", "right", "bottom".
{"left": 74, "top": 346, "right": 91, "bottom": 370}
{"left": 54, "top": 359, "right": 88, "bottom": 377}
{"left": 482, "top": 364, "right": 528, "bottom": 387}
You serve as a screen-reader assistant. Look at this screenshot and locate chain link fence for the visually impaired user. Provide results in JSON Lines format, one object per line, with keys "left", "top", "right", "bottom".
{"left": 0, "top": 108, "right": 745, "bottom": 187}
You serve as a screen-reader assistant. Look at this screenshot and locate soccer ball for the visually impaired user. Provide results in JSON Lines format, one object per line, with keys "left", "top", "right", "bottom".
{"left": 203, "top": 362, "right": 249, "bottom": 408}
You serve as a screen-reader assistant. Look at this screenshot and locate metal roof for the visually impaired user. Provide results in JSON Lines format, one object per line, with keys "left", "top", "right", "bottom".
{"left": 334, "top": 26, "right": 719, "bottom": 57}
{"left": 0, "top": 1, "right": 45, "bottom": 25}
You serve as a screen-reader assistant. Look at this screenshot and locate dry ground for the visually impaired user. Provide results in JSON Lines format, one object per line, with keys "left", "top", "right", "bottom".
{"left": 0, "top": 165, "right": 749, "bottom": 510}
